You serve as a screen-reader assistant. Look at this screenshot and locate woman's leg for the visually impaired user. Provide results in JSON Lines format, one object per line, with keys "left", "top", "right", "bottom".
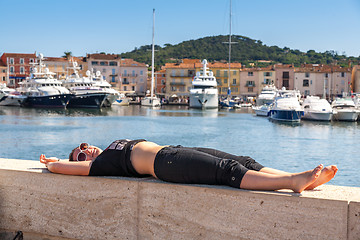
{"left": 193, "top": 148, "right": 338, "bottom": 190}
{"left": 240, "top": 164, "right": 324, "bottom": 193}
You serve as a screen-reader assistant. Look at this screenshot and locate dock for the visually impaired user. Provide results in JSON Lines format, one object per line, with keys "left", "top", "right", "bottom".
{"left": 0, "top": 158, "right": 359, "bottom": 240}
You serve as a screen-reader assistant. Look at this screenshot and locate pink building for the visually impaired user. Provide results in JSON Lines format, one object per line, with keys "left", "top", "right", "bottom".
{"left": 274, "top": 64, "right": 295, "bottom": 90}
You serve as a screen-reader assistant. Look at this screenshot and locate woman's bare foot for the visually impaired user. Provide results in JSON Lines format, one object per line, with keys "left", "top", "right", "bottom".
{"left": 305, "top": 165, "right": 338, "bottom": 190}
{"left": 292, "top": 164, "right": 323, "bottom": 193}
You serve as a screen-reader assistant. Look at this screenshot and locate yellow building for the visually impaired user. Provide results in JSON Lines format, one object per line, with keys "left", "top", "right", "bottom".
{"left": 210, "top": 62, "right": 242, "bottom": 98}
{"left": 164, "top": 59, "right": 199, "bottom": 99}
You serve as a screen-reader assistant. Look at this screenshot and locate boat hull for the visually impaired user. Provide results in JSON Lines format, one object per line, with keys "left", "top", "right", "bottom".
{"left": 141, "top": 97, "right": 161, "bottom": 107}
{"left": 21, "top": 94, "right": 72, "bottom": 108}
{"left": 67, "top": 93, "right": 108, "bottom": 108}
{"left": 333, "top": 110, "right": 359, "bottom": 121}
{"left": 269, "top": 110, "right": 304, "bottom": 122}
{"left": 189, "top": 92, "right": 218, "bottom": 109}
{"left": 0, "top": 95, "right": 27, "bottom": 106}
{"left": 302, "top": 111, "right": 332, "bottom": 121}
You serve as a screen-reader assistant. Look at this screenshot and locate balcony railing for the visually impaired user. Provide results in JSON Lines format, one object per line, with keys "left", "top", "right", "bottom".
{"left": 245, "top": 83, "right": 256, "bottom": 87}
{"left": 122, "top": 81, "right": 130, "bottom": 84}
{"left": 122, "top": 73, "right": 138, "bottom": 77}
{"left": 170, "top": 82, "right": 186, "bottom": 86}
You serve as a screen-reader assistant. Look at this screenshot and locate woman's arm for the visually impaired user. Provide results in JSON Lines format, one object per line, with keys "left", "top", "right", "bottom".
{"left": 40, "top": 154, "right": 91, "bottom": 176}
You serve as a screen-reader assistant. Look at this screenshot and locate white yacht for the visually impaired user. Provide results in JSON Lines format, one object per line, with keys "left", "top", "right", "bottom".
{"left": 62, "top": 61, "right": 108, "bottom": 108}
{"left": 0, "top": 83, "right": 26, "bottom": 106}
{"left": 269, "top": 88, "right": 304, "bottom": 122}
{"left": 331, "top": 98, "right": 360, "bottom": 121}
{"left": 113, "top": 93, "right": 130, "bottom": 106}
{"left": 189, "top": 59, "right": 218, "bottom": 109}
{"left": 18, "top": 54, "right": 72, "bottom": 108}
{"left": 302, "top": 96, "right": 333, "bottom": 121}
{"left": 141, "top": 9, "right": 161, "bottom": 108}
{"left": 252, "top": 104, "right": 271, "bottom": 117}
{"left": 91, "top": 70, "right": 120, "bottom": 107}
{"left": 256, "top": 85, "right": 277, "bottom": 106}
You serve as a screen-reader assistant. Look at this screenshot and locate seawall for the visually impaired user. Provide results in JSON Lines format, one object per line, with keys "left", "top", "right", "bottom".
{"left": 0, "top": 158, "right": 359, "bottom": 240}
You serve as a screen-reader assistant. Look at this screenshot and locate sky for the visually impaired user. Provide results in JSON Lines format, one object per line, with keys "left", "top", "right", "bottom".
{"left": 1, "top": 0, "right": 359, "bottom": 58}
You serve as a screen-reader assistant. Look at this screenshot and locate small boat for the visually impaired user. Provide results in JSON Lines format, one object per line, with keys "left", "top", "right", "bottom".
{"left": 19, "top": 54, "right": 72, "bottom": 108}
{"left": 269, "top": 88, "right": 304, "bottom": 122}
{"left": 252, "top": 104, "right": 271, "bottom": 117}
{"left": 302, "top": 96, "right": 333, "bottom": 121}
{"left": 62, "top": 61, "right": 108, "bottom": 108}
{"left": 113, "top": 93, "right": 130, "bottom": 106}
{"left": 141, "top": 9, "right": 161, "bottom": 108}
{"left": 331, "top": 98, "right": 360, "bottom": 121}
{"left": 189, "top": 59, "right": 218, "bottom": 109}
{"left": 0, "top": 84, "right": 26, "bottom": 106}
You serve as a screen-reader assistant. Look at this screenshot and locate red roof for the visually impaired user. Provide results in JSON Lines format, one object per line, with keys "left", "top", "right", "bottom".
{"left": 1, "top": 53, "right": 36, "bottom": 58}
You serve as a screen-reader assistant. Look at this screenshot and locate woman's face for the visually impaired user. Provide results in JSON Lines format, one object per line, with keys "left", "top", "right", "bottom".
{"left": 72, "top": 145, "right": 102, "bottom": 161}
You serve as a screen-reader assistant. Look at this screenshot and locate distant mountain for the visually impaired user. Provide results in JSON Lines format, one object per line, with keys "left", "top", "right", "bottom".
{"left": 119, "top": 35, "right": 359, "bottom": 68}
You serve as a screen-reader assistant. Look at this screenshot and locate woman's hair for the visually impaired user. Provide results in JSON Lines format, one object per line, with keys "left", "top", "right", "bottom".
{"left": 68, "top": 147, "right": 78, "bottom": 161}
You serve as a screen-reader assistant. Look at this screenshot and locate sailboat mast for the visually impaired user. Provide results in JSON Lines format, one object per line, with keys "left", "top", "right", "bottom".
{"left": 228, "top": 0, "right": 232, "bottom": 97}
{"left": 151, "top": 8, "right": 155, "bottom": 99}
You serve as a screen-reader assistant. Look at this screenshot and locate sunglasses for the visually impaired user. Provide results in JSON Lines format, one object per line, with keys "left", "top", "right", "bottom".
{"left": 76, "top": 143, "right": 89, "bottom": 161}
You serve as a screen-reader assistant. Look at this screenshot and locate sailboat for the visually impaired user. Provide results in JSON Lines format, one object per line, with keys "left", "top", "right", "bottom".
{"left": 141, "top": 9, "right": 161, "bottom": 107}
{"left": 219, "top": 0, "right": 237, "bottom": 109}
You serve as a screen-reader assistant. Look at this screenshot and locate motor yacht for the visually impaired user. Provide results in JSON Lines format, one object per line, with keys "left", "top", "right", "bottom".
{"left": 252, "top": 104, "right": 271, "bottom": 117}
{"left": 18, "top": 54, "right": 72, "bottom": 108}
{"left": 0, "top": 84, "right": 26, "bottom": 106}
{"left": 62, "top": 61, "right": 108, "bottom": 108}
{"left": 256, "top": 85, "right": 277, "bottom": 106}
{"left": 269, "top": 88, "right": 304, "bottom": 122}
{"left": 302, "top": 96, "right": 333, "bottom": 121}
{"left": 189, "top": 59, "right": 218, "bottom": 109}
{"left": 91, "top": 70, "right": 120, "bottom": 107}
{"left": 113, "top": 93, "right": 130, "bottom": 106}
{"left": 331, "top": 98, "right": 360, "bottom": 121}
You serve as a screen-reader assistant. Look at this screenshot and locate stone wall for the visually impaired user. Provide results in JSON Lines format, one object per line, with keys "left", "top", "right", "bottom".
{"left": 0, "top": 158, "right": 359, "bottom": 240}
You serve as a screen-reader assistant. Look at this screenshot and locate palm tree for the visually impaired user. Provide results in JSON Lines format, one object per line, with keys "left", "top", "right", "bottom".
{"left": 63, "top": 51, "right": 72, "bottom": 60}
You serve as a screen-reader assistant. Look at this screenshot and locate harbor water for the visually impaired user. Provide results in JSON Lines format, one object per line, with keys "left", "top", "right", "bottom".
{"left": 0, "top": 105, "right": 359, "bottom": 188}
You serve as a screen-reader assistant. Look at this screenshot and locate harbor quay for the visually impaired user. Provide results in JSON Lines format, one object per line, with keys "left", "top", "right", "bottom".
{"left": 0, "top": 158, "right": 359, "bottom": 240}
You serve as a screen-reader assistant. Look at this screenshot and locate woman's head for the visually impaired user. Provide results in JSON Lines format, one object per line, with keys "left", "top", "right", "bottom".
{"left": 69, "top": 143, "right": 103, "bottom": 161}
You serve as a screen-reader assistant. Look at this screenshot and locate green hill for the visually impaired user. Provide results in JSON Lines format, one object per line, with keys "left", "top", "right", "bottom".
{"left": 119, "top": 35, "right": 359, "bottom": 69}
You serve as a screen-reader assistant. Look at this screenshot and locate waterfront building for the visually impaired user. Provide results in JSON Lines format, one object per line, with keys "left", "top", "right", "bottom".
{"left": 0, "top": 59, "right": 7, "bottom": 86}
{"left": 211, "top": 62, "right": 241, "bottom": 98}
{"left": 118, "top": 58, "right": 147, "bottom": 96}
{"left": 164, "top": 59, "right": 198, "bottom": 99}
{"left": 155, "top": 69, "right": 166, "bottom": 98}
{"left": 274, "top": 64, "right": 295, "bottom": 90}
{"left": 86, "top": 54, "right": 147, "bottom": 96}
{"left": 0, "top": 53, "right": 37, "bottom": 87}
{"left": 294, "top": 64, "right": 352, "bottom": 99}
{"left": 352, "top": 65, "right": 360, "bottom": 92}
{"left": 44, "top": 56, "right": 88, "bottom": 80}
{"left": 239, "top": 68, "right": 259, "bottom": 99}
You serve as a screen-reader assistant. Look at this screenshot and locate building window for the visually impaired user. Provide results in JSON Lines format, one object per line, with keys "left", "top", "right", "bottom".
{"left": 246, "top": 81, "right": 255, "bottom": 87}
{"left": 282, "top": 72, "right": 289, "bottom": 79}
{"left": 324, "top": 73, "right": 328, "bottom": 78}
{"left": 9, "top": 58, "right": 14, "bottom": 64}
{"left": 232, "top": 79, "right": 236, "bottom": 85}
{"left": 248, "top": 72, "right": 253, "bottom": 76}
{"left": 224, "top": 79, "right": 227, "bottom": 84}
{"left": 10, "top": 66, "right": 14, "bottom": 73}
{"left": 20, "top": 58, "right": 24, "bottom": 64}
{"left": 140, "top": 70, "right": 143, "bottom": 75}
{"left": 264, "top": 72, "right": 272, "bottom": 76}
{"left": 224, "top": 71, "right": 228, "bottom": 77}
{"left": 248, "top": 87, "right": 253, "bottom": 92}
{"left": 124, "top": 86, "right": 127, "bottom": 91}
{"left": 20, "top": 67, "right": 25, "bottom": 74}
{"left": 109, "top": 61, "right": 117, "bottom": 66}
{"left": 282, "top": 80, "right": 289, "bottom": 88}
{"left": 140, "top": 78, "right": 144, "bottom": 82}
{"left": 111, "top": 76, "right": 115, "bottom": 82}
{"left": 2, "top": 76, "right": 5, "bottom": 81}
{"left": 216, "top": 70, "right": 220, "bottom": 76}
{"left": 91, "top": 61, "right": 99, "bottom": 65}
{"left": 305, "top": 72, "right": 310, "bottom": 78}
{"left": 132, "top": 70, "right": 135, "bottom": 76}
{"left": 341, "top": 72, "right": 346, "bottom": 77}
{"left": 100, "top": 62, "right": 107, "bottom": 66}
{"left": 264, "top": 78, "right": 272, "bottom": 84}
{"left": 304, "top": 90, "right": 310, "bottom": 95}
{"left": 171, "top": 86, "right": 177, "bottom": 91}
{"left": 132, "top": 86, "right": 135, "bottom": 91}
{"left": 112, "top": 69, "right": 115, "bottom": 74}
{"left": 30, "top": 58, "right": 34, "bottom": 63}
{"left": 233, "top": 70, "right": 237, "bottom": 75}
{"left": 303, "top": 79, "right": 309, "bottom": 87}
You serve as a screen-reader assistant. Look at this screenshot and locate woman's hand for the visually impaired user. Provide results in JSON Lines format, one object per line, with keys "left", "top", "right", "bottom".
{"left": 40, "top": 154, "right": 59, "bottom": 167}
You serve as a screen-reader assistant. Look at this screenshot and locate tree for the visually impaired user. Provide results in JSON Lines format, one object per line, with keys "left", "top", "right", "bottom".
{"left": 63, "top": 51, "right": 72, "bottom": 59}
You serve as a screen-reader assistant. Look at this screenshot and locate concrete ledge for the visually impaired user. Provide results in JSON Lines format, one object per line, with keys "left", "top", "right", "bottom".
{"left": 0, "top": 158, "right": 359, "bottom": 240}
